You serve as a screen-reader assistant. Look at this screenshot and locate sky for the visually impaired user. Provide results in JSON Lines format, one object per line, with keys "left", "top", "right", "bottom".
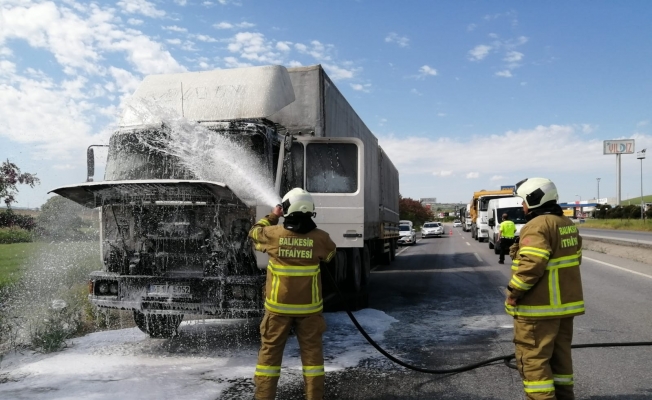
{"left": 0, "top": 309, "right": 401, "bottom": 399}
{"left": 1, "top": 0, "right": 652, "bottom": 208}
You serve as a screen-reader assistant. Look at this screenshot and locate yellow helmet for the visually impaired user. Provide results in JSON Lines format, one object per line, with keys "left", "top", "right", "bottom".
{"left": 281, "top": 188, "right": 315, "bottom": 217}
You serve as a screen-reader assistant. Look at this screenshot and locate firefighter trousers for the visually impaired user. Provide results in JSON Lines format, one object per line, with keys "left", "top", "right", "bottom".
{"left": 514, "top": 317, "right": 575, "bottom": 400}
{"left": 254, "top": 312, "right": 327, "bottom": 400}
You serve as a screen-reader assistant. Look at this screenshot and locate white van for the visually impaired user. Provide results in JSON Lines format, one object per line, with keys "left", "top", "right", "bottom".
{"left": 487, "top": 197, "right": 527, "bottom": 254}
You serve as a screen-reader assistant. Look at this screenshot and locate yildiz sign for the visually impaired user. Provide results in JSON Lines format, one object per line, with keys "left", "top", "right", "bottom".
{"left": 604, "top": 139, "right": 635, "bottom": 154}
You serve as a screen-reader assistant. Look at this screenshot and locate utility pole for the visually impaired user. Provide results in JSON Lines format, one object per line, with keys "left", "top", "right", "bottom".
{"left": 596, "top": 178, "right": 601, "bottom": 204}
{"left": 638, "top": 149, "right": 646, "bottom": 220}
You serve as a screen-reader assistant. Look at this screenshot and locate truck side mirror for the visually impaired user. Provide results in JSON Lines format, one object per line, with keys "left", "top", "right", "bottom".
{"left": 488, "top": 218, "right": 495, "bottom": 227}
{"left": 87, "top": 147, "right": 95, "bottom": 182}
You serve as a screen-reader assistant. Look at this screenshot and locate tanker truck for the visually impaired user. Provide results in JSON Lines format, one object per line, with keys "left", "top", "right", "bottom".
{"left": 51, "top": 65, "right": 400, "bottom": 337}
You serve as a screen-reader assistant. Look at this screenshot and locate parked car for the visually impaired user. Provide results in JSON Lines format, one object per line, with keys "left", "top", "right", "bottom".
{"left": 398, "top": 224, "right": 417, "bottom": 245}
{"left": 421, "top": 222, "right": 444, "bottom": 238}
{"left": 453, "top": 220, "right": 462, "bottom": 228}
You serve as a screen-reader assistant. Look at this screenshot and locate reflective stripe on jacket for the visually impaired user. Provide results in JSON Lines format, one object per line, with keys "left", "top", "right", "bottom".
{"left": 506, "top": 214, "right": 584, "bottom": 319}
{"left": 249, "top": 214, "right": 337, "bottom": 317}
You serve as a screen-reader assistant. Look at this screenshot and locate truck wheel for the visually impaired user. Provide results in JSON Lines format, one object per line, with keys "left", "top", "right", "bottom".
{"left": 489, "top": 241, "right": 494, "bottom": 249}
{"left": 133, "top": 311, "right": 183, "bottom": 338}
{"left": 361, "top": 245, "right": 371, "bottom": 288}
{"left": 379, "top": 241, "right": 391, "bottom": 265}
{"left": 346, "top": 248, "right": 362, "bottom": 293}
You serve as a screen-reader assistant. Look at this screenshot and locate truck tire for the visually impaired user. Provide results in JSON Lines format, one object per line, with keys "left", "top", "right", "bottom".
{"left": 133, "top": 311, "right": 183, "bottom": 338}
{"left": 378, "top": 241, "right": 391, "bottom": 265}
{"left": 346, "top": 248, "right": 362, "bottom": 293}
{"left": 361, "top": 245, "right": 371, "bottom": 288}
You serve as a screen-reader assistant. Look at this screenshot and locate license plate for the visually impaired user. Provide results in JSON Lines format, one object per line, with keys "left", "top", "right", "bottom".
{"left": 149, "top": 284, "right": 191, "bottom": 296}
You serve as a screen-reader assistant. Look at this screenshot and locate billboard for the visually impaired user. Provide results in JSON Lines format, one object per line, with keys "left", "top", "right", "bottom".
{"left": 603, "top": 140, "right": 635, "bottom": 155}
{"left": 563, "top": 209, "right": 574, "bottom": 217}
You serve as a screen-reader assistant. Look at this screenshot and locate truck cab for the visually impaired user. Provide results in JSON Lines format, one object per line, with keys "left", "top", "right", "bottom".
{"left": 486, "top": 197, "right": 527, "bottom": 254}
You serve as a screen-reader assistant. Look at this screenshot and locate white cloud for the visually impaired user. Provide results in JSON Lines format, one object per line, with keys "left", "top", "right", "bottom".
{"left": 117, "top": 0, "right": 166, "bottom": 19}
{"left": 377, "top": 125, "right": 618, "bottom": 179}
{"left": 468, "top": 45, "right": 492, "bottom": 61}
{"left": 385, "top": 32, "right": 409, "bottom": 48}
{"left": 174, "top": 0, "right": 188, "bottom": 5}
{"left": 128, "top": 18, "right": 143, "bottom": 26}
{"left": 226, "top": 32, "right": 283, "bottom": 64}
{"left": 467, "top": 23, "right": 477, "bottom": 32}
{"left": 637, "top": 120, "right": 649, "bottom": 128}
{"left": 167, "top": 38, "right": 182, "bottom": 45}
{"left": 418, "top": 65, "right": 437, "bottom": 77}
{"left": 466, "top": 172, "right": 480, "bottom": 179}
{"left": 433, "top": 170, "right": 453, "bottom": 177}
{"left": 213, "top": 21, "right": 256, "bottom": 30}
{"left": 164, "top": 25, "right": 188, "bottom": 33}
{"left": 350, "top": 83, "right": 371, "bottom": 92}
{"left": 287, "top": 60, "right": 303, "bottom": 67}
{"left": 322, "top": 63, "right": 357, "bottom": 80}
{"left": 495, "top": 70, "right": 512, "bottom": 77}
{"left": 192, "top": 34, "right": 218, "bottom": 43}
{"left": 410, "top": 88, "right": 422, "bottom": 96}
{"left": 276, "top": 41, "right": 292, "bottom": 52}
{"left": 437, "top": 113, "right": 446, "bottom": 117}
{"left": 504, "top": 51, "right": 523, "bottom": 63}
{"left": 490, "top": 175, "right": 506, "bottom": 181}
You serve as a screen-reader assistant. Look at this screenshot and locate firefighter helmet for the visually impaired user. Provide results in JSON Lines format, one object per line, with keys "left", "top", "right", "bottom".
{"left": 281, "top": 188, "right": 315, "bottom": 217}
{"left": 514, "top": 177, "right": 559, "bottom": 209}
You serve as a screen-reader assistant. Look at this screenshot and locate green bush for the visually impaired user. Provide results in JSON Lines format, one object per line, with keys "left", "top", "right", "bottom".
{"left": 0, "top": 227, "right": 32, "bottom": 244}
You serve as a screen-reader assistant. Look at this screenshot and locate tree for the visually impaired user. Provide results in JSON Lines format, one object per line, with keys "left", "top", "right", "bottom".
{"left": 36, "top": 195, "right": 87, "bottom": 239}
{"left": 0, "top": 160, "right": 39, "bottom": 208}
{"left": 399, "top": 195, "right": 434, "bottom": 226}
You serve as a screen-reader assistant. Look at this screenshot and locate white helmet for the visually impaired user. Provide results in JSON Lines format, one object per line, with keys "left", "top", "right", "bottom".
{"left": 514, "top": 177, "right": 559, "bottom": 209}
{"left": 281, "top": 188, "right": 315, "bottom": 217}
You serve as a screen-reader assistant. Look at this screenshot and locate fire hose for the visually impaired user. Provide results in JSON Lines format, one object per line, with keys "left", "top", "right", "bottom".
{"left": 322, "top": 266, "right": 652, "bottom": 374}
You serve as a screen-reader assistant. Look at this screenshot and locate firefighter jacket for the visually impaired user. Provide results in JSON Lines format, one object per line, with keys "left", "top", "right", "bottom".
{"left": 249, "top": 214, "right": 337, "bottom": 317}
{"left": 506, "top": 213, "right": 584, "bottom": 320}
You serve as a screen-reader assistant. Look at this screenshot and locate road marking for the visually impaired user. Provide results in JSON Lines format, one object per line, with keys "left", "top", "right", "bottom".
{"left": 466, "top": 242, "right": 470, "bottom": 246}
{"left": 584, "top": 256, "right": 652, "bottom": 280}
{"left": 474, "top": 252, "right": 483, "bottom": 262}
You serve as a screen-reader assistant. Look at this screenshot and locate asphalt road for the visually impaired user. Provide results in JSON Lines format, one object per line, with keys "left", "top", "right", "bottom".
{"left": 277, "top": 225, "right": 652, "bottom": 400}
{"left": 579, "top": 226, "right": 652, "bottom": 244}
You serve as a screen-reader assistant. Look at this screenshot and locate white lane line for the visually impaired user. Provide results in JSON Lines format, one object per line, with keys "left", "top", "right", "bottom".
{"left": 474, "top": 252, "right": 483, "bottom": 262}
{"left": 584, "top": 256, "right": 652, "bottom": 280}
{"left": 466, "top": 242, "right": 470, "bottom": 246}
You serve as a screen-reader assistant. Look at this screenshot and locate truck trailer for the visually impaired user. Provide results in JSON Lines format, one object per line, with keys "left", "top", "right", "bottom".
{"left": 51, "top": 64, "right": 400, "bottom": 337}
{"left": 469, "top": 189, "right": 514, "bottom": 242}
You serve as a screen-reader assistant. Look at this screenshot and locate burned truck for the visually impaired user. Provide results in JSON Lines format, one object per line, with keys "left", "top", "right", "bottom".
{"left": 52, "top": 65, "right": 400, "bottom": 337}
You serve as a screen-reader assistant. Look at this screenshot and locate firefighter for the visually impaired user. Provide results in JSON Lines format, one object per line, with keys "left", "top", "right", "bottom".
{"left": 506, "top": 178, "right": 584, "bottom": 400}
{"left": 249, "top": 188, "right": 336, "bottom": 400}
{"left": 497, "top": 213, "right": 516, "bottom": 264}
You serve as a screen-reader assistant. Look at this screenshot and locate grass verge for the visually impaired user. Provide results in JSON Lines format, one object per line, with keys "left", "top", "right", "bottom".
{"left": 578, "top": 219, "right": 652, "bottom": 232}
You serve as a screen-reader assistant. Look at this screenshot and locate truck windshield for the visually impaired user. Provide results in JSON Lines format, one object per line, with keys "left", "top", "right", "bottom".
{"left": 306, "top": 143, "right": 358, "bottom": 193}
{"left": 105, "top": 123, "right": 274, "bottom": 181}
{"left": 498, "top": 207, "right": 527, "bottom": 224}
{"left": 399, "top": 225, "right": 410, "bottom": 231}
